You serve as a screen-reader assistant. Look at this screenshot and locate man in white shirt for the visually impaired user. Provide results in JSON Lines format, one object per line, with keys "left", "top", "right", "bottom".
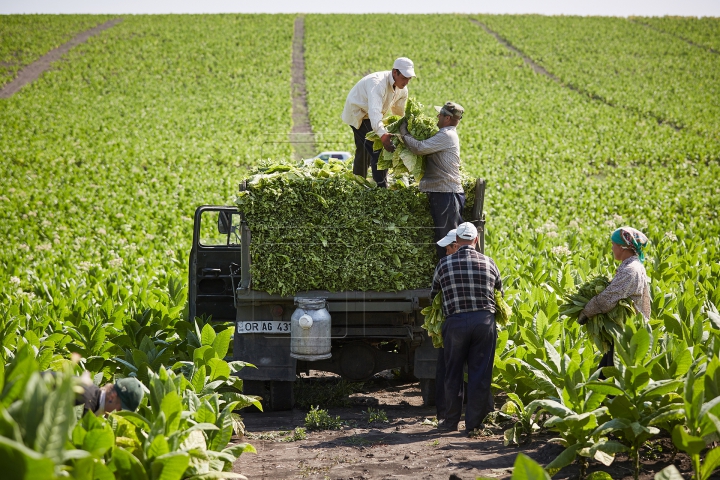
{"left": 341, "top": 57, "right": 415, "bottom": 188}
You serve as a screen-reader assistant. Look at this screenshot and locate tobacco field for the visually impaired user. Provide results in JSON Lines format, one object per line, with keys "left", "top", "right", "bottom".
{"left": 1, "top": 12, "right": 720, "bottom": 479}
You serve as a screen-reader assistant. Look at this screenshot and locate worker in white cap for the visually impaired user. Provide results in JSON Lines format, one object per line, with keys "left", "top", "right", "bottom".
{"left": 432, "top": 228, "right": 462, "bottom": 424}
{"left": 341, "top": 57, "right": 416, "bottom": 188}
{"left": 430, "top": 222, "right": 503, "bottom": 434}
{"left": 399, "top": 101, "right": 465, "bottom": 260}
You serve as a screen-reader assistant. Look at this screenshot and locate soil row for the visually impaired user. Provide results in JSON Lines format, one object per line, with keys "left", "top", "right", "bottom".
{"left": 0, "top": 18, "right": 122, "bottom": 99}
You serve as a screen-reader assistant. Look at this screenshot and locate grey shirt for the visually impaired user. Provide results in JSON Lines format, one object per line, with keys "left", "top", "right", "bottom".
{"left": 400, "top": 126, "right": 463, "bottom": 193}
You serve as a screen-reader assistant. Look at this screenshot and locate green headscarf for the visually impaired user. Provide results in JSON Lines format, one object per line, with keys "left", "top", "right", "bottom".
{"left": 611, "top": 227, "right": 649, "bottom": 263}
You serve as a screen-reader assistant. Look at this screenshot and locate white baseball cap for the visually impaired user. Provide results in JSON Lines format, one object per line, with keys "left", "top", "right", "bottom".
{"left": 456, "top": 222, "right": 478, "bottom": 241}
{"left": 393, "top": 57, "right": 416, "bottom": 78}
{"left": 437, "top": 229, "right": 457, "bottom": 247}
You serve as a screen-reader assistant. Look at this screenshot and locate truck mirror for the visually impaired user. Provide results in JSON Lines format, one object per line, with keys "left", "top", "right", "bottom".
{"left": 218, "top": 211, "right": 232, "bottom": 234}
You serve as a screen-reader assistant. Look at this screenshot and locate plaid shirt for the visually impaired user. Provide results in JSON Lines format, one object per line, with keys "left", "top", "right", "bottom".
{"left": 430, "top": 246, "right": 503, "bottom": 317}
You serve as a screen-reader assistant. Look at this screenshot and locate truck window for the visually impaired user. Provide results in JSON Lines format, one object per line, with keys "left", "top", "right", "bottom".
{"left": 199, "top": 210, "right": 241, "bottom": 247}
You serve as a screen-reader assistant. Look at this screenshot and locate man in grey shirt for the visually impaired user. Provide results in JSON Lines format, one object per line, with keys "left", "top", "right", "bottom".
{"left": 399, "top": 102, "right": 465, "bottom": 259}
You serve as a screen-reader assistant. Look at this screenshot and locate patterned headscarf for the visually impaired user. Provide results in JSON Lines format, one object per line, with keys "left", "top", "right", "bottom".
{"left": 611, "top": 226, "right": 649, "bottom": 263}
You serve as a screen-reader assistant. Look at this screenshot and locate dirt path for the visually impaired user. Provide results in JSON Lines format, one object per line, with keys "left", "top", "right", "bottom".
{"left": 0, "top": 18, "right": 123, "bottom": 99}
{"left": 469, "top": 18, "right": 683, "bottom": 133}
{"left": 231, "top": 375, "right": 692, "bottom": 479}
{"left": 290, "top": 15, "right": 316, "bottom": 161}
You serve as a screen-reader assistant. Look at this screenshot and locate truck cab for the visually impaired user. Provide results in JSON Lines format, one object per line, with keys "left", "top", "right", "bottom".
{"left": 188, "top": 180, "right": 486, "bottom": 410}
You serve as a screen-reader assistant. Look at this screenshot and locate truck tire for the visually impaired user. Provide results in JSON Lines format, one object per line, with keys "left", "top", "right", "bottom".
{"left": 419, "top": 378, "right": 436, "bottom": 407}
{"left": 269, "top": 381, "right": 294, "bottom": 411}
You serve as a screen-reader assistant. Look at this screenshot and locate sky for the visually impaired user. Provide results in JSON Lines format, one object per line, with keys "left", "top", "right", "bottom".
{"left": 2, "top": 0, "right": 719, "bottom": 17}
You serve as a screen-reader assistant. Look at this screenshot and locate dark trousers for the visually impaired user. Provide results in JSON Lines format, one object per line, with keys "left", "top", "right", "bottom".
{"left": 598, "top": 342, "right": 614, "bottom": 380}
{"left": 350, "top": 119, "right": 387, "bottom": 188}
{"left": 428, "top": 192, "right": 465, "bottom": 260}
{"left": 435, "top": 347, "right": 449, "bottom": 420}
{"left": 442, "top": 310, "right": 496, "bottom": 431}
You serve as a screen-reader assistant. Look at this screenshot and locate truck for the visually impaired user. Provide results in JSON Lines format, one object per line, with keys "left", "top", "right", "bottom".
{"left": 188, "top": 178, "right": 487, "bottom": 410}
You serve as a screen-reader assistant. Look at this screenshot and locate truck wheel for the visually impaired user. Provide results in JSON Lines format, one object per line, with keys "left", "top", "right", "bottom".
{"left": 419, "top": 379, "right": 436, "bottom": 407}
{"left": 269, "top": 381, "right": 294, "bottom": 411}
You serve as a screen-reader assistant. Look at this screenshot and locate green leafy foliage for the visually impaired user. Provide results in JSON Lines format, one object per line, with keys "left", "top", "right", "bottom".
{"left": 420, "top": 292, "right": 444, "bottom": 348}
{"left": 561, "top": 275, "right": 636, "bottom": 352}
{"left": 304, "top": 406, "right": 343, "bottom": 431}
{"left": 366, "top": 97, "right": 439, "bottom": 181}
{"left": 235, "top": 159, "right": 438, "bottom": 295}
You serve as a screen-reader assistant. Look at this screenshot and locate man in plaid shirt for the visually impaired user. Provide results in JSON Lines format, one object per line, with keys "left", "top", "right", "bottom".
{"left": 430, "top": 222, "right": 503, "bottom": 433}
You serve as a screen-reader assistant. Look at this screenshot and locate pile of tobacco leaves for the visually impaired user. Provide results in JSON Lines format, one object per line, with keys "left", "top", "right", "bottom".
{"left": 235, "top": 159, "right": 475, "bottom": 296}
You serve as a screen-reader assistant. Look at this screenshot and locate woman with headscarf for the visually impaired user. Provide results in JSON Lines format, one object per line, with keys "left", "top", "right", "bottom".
{"left": 579, "top": 226, "right": 651, "bottom": 370}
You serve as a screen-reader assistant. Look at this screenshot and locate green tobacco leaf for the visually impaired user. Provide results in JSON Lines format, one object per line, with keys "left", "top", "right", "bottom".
{"left": 160, "top": 391, "right": 183, "bottom": 434}
{"left": 191, "top": 365, "right": 207, "bottom": 393}
{"left": 34, "top": 370, "right": 75, "bottom": 464}
{"left": 672, "top": 425, "right": 706, "bottom": 455}
{"left": 82, "top": 428, "right": 115, "bottom": 457}
{"left": 0, "top": 436, "right": 56, "bottom": 480}
{"left": 587, "top": 472, "right": 614, "bottom": 480}
{"left": 147, "top": 434, "right": 170, "bottom": 459}
{"left": 222, "top": 442, "right": 257, "bottom": 458}
{"left": 510, "top": 453, "right": 551, "bottom": 480}
{"left": 707, "top": 311, "right": 720, "bottom": 331}
{"left": 655, "top": 465, "right": 684, "bottom": 480}
{"left": 643, "top": 379, "right": 683, "bottom": 399}
{"left": 586, "top": 381, "right": 625, "bottom": 396}
{"left": 211, "top": 327, "right": 233, "bottom": 360}
{"left": 207, "top": 358, "right": 231, "bottom": 382}
{"left": 700, "top": 446, "right": 720, "bottom": 480}
{"left": 544, "top": 444, "right": 581, "bottom": 476}
{"left": 533, "top": 399, "right": 573, "bottom": 417}
{"left": 111, "top": 447, "right": 149, "bottom": 480}
{"left": 151, "top": 451, "right": 190, "bottom": 480}
{"left": 200, "top": 324, "right": 217, "bottom": 347}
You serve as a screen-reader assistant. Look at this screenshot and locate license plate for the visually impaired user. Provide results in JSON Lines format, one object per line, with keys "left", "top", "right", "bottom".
{"left": 236, "top": 321, "right": 291, "bottom": 334}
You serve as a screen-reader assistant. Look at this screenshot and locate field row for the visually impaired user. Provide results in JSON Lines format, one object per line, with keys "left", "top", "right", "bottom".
{"left": 0, "top": 15, "right": 113, "bottom": 87}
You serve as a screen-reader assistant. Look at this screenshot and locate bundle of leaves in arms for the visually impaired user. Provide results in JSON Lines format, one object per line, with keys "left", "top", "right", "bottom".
{"left": 495, "top": 290, "right": 512, "bottom": 326}
{"left": 559, "top": 275, "right": 635, "bottom": 353}
{"left": 366, "top": 97, "right": 439, "bottom": 182}
{"left": 235, "top": 159, "right": 437, "bottom": 296}
{"left": 423, "top": 289, "right": 509, "bottom": 347}
{"left": 421, "top": 293, "right": 444, "bottom": 348}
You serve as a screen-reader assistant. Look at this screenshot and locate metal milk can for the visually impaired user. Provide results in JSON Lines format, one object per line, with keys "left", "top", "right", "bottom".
{"left": 290, "top": 297, "right": 332, "bottom": 361}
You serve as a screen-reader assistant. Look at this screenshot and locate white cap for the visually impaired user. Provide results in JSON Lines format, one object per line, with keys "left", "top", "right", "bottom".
{"left": 456, "top": 222, "right": 478, "bottom": 241}
{"left": 393, "top": 57, "right": 416, "bottom": 78}
{"left": 437, "top": 229, "right": 457, "bottom": 247}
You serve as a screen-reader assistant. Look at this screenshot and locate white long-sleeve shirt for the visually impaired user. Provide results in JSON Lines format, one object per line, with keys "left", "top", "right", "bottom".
{"left": 341, "top": 70, "right": 407, "bottom": 137}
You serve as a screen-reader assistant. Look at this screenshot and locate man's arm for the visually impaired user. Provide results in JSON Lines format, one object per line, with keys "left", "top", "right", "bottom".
{"left": 368, "top": 80, "right": 389, "bottom": 137}
{"left": 400, "top": 129, "right": 454, "bottom": 156}
{"left": 582, "top": 268, "right": 637, "bottom": 317}
{"left": 430, "top": 263, "right": 443, "bottom": 300}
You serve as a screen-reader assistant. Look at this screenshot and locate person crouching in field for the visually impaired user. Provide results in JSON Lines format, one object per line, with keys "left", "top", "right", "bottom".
{"left": 579, "top": 227, "right": 651, "bottom": 371}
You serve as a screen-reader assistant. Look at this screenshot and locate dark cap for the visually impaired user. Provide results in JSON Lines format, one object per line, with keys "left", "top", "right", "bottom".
{"left": 434, "top": 102, "right": 464, "bottom": 119}
{"left": 114, "top": 377, "right": 144, "bottom": 411}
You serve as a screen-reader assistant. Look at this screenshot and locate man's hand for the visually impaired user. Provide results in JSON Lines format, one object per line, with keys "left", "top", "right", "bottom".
{"left": 399, "top": 120, "right": 409, "bottom": 136}
{"left": 381, "top": 133, "right": 395, "bottom": 152}
{"left": 578, "top": 311, "right": 589, "bottom": 325}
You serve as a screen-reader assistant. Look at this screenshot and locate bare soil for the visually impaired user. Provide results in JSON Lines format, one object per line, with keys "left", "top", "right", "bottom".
{"left": 0, "top": 18, "right": 122, "bottom": 99}
{"left": 231, "top": 373, "right": 703, "bottom": 480}
{"left": 290, "top": 15, "right": 316, "bottom": 161}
